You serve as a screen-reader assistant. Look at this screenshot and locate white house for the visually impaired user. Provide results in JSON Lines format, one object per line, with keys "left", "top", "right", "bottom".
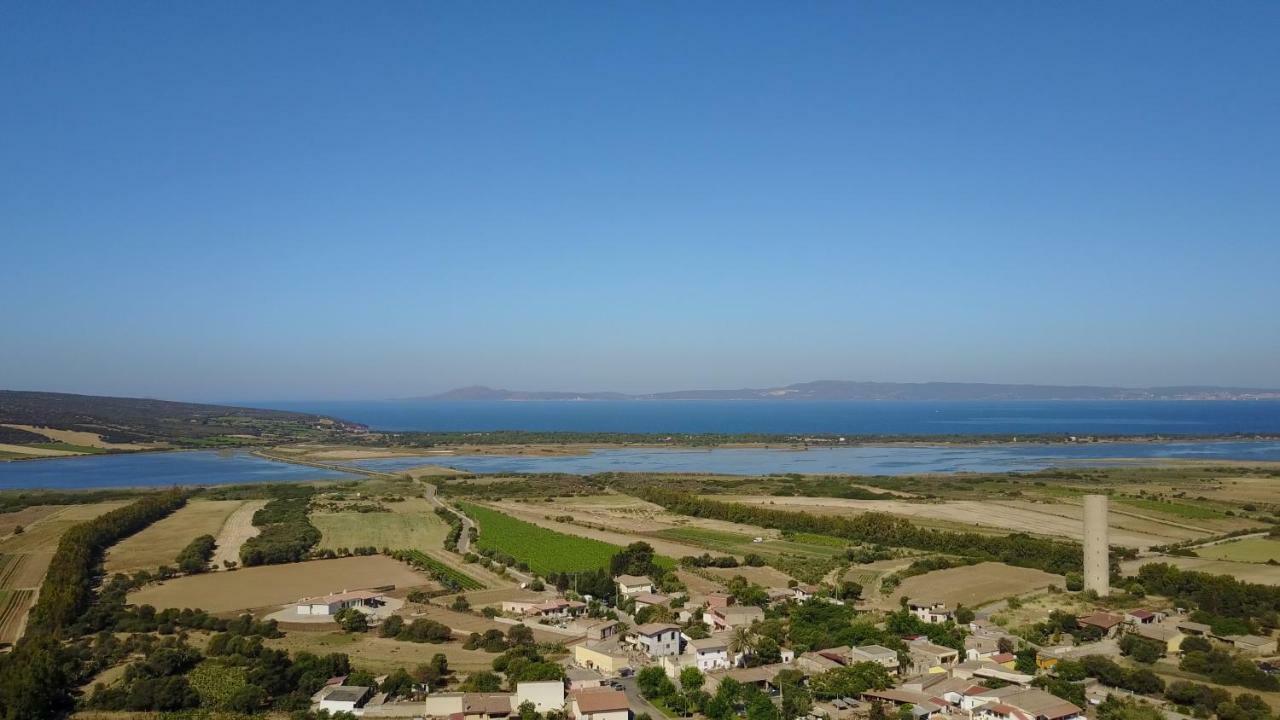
{"left": 297, "top": 590, "right": 383, "bottom": 616}
{"left": 688, "top": 636, "right": 733, "bottom": 671}
{"left": 907, "top": 599, "right": 953, "bottom": 624}
{"left": 616, "top": 575, "right": 654, "bottom": 597}
{"left": 516, "top": 680, "right": 565, "bottom": 713}
{"left": 314, "top": 685, "right": 372, "bottom": 714}
{"left": 630, "top": 623, "right": 682, "bottom": 658}
{"left": 570, "top": 688, "right": 630, "bottom": 720}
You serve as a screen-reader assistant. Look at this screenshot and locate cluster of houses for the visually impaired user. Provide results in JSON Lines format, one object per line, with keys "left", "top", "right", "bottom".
{"left": 312, "top": 677, "right": 630, "bottom": 720}
{"left": 305, "top": 572, "right": 1279, "bottom": 720}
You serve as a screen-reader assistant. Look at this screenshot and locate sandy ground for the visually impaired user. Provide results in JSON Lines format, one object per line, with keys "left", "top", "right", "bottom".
{"left": 0, "top": 443, "right": 80, "bottom": 457}
{"left": 1122, "top": 556, "right": 1280, "bottom": 586}
{"left": 1, "top": 424, "right": 161, "bottom": 450}
{"left": 211, "top": 500, "right": 267, "bottom": 569}
{"left": 716, "top": 495, "right": 1193, "bottom": 548}
{"left": 129, "top": 556, "right": 437, "bottom": 613}
{"left": 878, "top": 561, "right": 1064, "bottom": 610}
{"left": 105, "top": 500, "right": 247, "bottom": 573}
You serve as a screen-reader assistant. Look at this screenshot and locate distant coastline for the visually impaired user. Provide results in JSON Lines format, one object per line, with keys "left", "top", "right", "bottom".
{"left": 413, "top": 380, "right": 1280, "bottom": 402}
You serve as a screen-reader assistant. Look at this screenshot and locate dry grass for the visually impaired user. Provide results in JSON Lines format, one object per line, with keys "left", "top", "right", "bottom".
{"left": 1196, "top": 537, "right": 1280, "bottom": 563}
{"left": 105, "top": 500, "right": 246, "bottom": 572}
{"left": 313, "top": 497, "right": 449, "bottom": 551}
{"left": 0, "top": 506, "right": 61, "bottom": 537}
{"left": 704, "top": 565, "right": 796, "bottom": 586}
{"left": 881, "top": 561, "right": 1064, "bottom": 610}
{"left": 128, "top": 556, "right": 437, "bottom": 613}
{"left": 1, "top": 424, "right": 162, "bottom": 450}
{"left": 1121, "top": 556, "right": 1280, "bottom": 586}
{"left": 211, "top": 500, "right": 267, "bottom": 569}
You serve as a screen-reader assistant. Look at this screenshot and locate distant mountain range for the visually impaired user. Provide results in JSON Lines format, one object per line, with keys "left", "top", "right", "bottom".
{"left": 417, "top": 381, "right": 1280, "bottom": 402}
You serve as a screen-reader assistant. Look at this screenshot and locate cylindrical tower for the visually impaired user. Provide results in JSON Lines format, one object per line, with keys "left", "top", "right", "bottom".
{"left": 1083, "top": 494, "right": 1110, "bottom": 596}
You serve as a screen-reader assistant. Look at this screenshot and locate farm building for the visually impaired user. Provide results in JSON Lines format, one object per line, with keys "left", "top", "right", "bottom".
{"left": 1076, "top": 612, "right": 1126, "bottom": 637}
{"left": 573, "top": 641, "right": 631, "bottom": 676}
{"left": 1227, "top": 634, "right": 1278, "bottom": 656}
{"left": 1178, "top": 620, "right": 1213, "bottom": 636}
{"left": 569, "top": 687, "right": 630, "bottom": 720}
{"left": 567, "top": 618, "right": 621, "bottom": 641}
{"left": 1129, "top": 623, "right": 1185, "bottom": 654}
{"left": 632, "top": 592, "right": 670, "bottom": 611}
{"left": 313, "top": 685, "right": 372, "bottom": 714}
{"left": 296, "top": 590, "right": 384, "bottom": 616}
{"left": 1125, "top": 609, "right": 1163, "bottom": 625}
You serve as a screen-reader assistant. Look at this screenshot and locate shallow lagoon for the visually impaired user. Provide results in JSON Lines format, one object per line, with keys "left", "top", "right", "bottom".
{"left": 347, "top": 440, "right": 1280, "bottom": 476}
{"left": 0, "top": 450, "right": 359, "bottom": 490}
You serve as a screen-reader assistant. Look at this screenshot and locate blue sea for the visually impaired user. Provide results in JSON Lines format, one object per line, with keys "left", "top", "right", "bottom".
{"left": 259, "top": 399, "right": 1280, "bottom": 436}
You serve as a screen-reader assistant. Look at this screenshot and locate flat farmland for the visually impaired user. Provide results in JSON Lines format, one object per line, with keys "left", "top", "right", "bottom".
{"left": 459, "top": 502, "right": 621, "bottom": 574}
{"left": 129, "top": 556, "right": 437, "bottom": 613}
{"left": 1121, "top": 556, "right": 1280, "bottom": 586}
{"left": 880, "top": 561, "right": 1064, "bottom": 609}
{"left": 0, "top": 501, "right": 129, "bottom": 644}
{"left": 313, "top": 497, "right": 449, "bottom": 551}
{"left": 105, "top": 500, "right": 246, "bottom": 572}
{"left": 0, "top": 505, "right": 61, "bottom": 537}
{"left": 715, "top": 495, "right": 1199, "bottom": 548}
{"left": 211, "top": 499, "right": 266, "bottom": 568}
{"left": 1195, "top": 537, "right": 1280, "bottom": 564}
{"left": 268, "top": 629, "right": 530, "bottom": 673}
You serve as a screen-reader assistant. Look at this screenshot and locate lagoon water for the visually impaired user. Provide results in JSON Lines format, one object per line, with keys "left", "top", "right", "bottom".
{"left": 260, "top": 399, "right": 1280, "bottom": 436}
{"left": 0, "top": 450, "right": 358, "bottom": 490}
{"left": 347, "top": 440, "right": 1280, "bottom": 477}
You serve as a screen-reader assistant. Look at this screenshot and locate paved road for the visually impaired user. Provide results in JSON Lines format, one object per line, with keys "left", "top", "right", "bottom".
{"left": 616, "top": 676, "right": 667, "bottom": 720}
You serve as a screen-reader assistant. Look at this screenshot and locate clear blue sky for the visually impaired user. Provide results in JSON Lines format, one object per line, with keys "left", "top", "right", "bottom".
{"left": 3, "top": 3, "right": 1278, "bottom": 401}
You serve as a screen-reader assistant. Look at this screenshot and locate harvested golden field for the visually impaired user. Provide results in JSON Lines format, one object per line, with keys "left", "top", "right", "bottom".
{"left": 881, "top": 561, "right": 1064, "bottom": 610}
{"left": 313, "top": 497, "right": 449, "bottom": 551}
{"left": 267, "top": 628, "right": 526, "bottom": 673}
{"left": 211, "top": 500, "right": 267, "bottom": 568}
{"left": 0, "top": 505, "right": 61, "bottom": 537}
{"left": 105, "top": 500, "right": 246, "bottom": 572}
{"left": 1121, "top": 556, "right": 1280, "bottom": 586}
{"left": 716, "top": 495, "right": 1199, "bottom": 548}
{"left": 129, "top": 556, "right": 437, "bottom": 613}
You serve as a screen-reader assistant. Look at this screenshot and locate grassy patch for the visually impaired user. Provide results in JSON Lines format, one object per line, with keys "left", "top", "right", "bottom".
{"left": 1196, "top": 537, "right": 1280, "bottom": 564}
{"left": 30, "top": 442, "right": 106, "bottom": 454}
{"left": 459, "top": 502, "right": 623, "bottom": 574}
{"left": 187, "top": 660, "right": 248, "bottom": 708}
{"left": 1118, "top": 498, "right": 1227, "bottom": 520}
{"left": 312, "top": 498, "right": 448, "bottom": 551}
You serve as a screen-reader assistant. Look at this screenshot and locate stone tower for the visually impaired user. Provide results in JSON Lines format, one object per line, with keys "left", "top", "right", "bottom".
{"left": 1083, "top": 494, "right": 1110, "bottom": 596}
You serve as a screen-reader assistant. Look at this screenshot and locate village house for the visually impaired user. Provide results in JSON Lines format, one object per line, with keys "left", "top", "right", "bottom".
{"left": 860, "top": 688, "right": 945, "bottom": 719}
{"left": 629, "top": 623, "right": 682, "bottom": 658}
{"left": 1076, "top": 612, "right": 1126, "bottom": 638}
{"left": 970, "top": 687, "right": 1084, "bottom": 720}
{"left": 567, "top": 618, "right": 621, "bottom": 641}
{"left": 687, "top": 635, "right": 733, "bottom": 670}
{"left": 953, "top": 659, "right": 1034, "bottom": 686}
{"left": 793, "top": 584, "right": 820, "bottom": 602}
{"left": 849, "top": 644, "right": 901, "bottom": 674}
{"left": 531, "top": 599, "right": 587, "bottom": 619}
{"left": 296, "top": 590, "right": 384, "bottom": 616}
{"left": 705, "top": 605, "right": 764, "bottom": 631}
{"left": 908, "top": 637, "right": 960, "bottom": 674}
{"left": 704, "top": 664, "right": 792, "bottom": 697}
{"left": 570, "top": 688, "right": 630, "bottom": 720}
{"left": 632, "top": 593, "right": 671, "bottom": 612}
{"left": 463, "top": 693, "right": 517, "bottom": 720}
{"left": 615, "top": 575, "right": 654, "bottom": 597}
{"left": 565, "top": 666, "right": 606, "bottom": 692}
{"left": 907, "top": 599, "right": 954, "bottom": 624}
{"left": 766, "top": 588, "right": 794, "bottom": 605}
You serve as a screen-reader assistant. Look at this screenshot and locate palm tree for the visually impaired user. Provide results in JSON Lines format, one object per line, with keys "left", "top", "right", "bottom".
{"left": 729, "top": 626, "right": 756, "bottom": 661}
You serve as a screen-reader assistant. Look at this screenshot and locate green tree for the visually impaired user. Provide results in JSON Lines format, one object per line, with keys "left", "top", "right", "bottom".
{"left": 334, "top": 607, "right": 369, "bottom": 633}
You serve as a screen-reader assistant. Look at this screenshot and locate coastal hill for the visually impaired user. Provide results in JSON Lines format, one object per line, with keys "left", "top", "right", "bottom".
{"left": 0, "top": 390, "right": 363, "bottom": 451}
{"left": 420, "top": 380, "right": 1280, "bottom": 402}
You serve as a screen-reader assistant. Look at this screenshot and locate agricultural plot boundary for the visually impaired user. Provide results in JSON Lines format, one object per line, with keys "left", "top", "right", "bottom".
{"left": 394, "top": 549, "right": 485, "bottom": 591}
